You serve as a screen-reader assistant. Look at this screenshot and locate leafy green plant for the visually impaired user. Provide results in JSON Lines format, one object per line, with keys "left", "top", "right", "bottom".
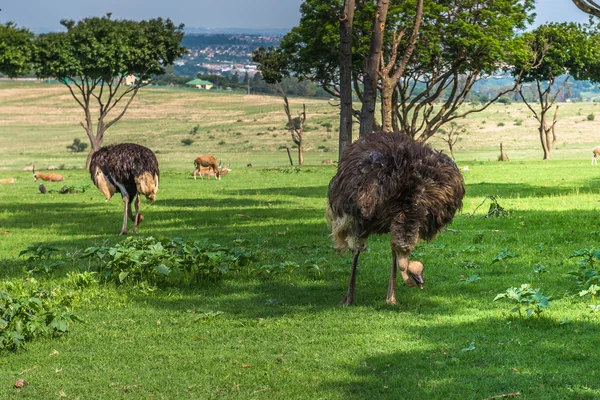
{"left": 0, "top": 287, "right": 82, "bottom": 351}
{"left": 494, "top": 284, "right": 552, "bottom": 318}
{"left": 579, "top": 284, "right": 600, "bottom": 318}
{"left": 81, "top": 237, "right": 255, "bottom": 286}
{"left": 587, "top": 113, "right": 595, "bottom": 121}
{"left": 81, "top": 236, "right": 174, "bottom": 286}
{"left": 492, "top": 249, "right": 516, "bottom": 272}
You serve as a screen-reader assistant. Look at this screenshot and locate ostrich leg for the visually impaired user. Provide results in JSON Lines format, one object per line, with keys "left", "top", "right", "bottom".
{"left": 387, "top": 252, "right": 399, "bottom": 304}
{"left": 340, "top": 250, "right": 361, "bottom": 305}
{"left": 387, "top": 249, "right": 411, "bottom": 304}
{"left": 131, "top": 195, "right": 141, "bottom": 233}
{"left": 120, "top": 195, "right": 130, "bottom": 235}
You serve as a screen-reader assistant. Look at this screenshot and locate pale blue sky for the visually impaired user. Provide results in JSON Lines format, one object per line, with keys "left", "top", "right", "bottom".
{"left": 0, "top": 0, "right": 593, "bottom": 33}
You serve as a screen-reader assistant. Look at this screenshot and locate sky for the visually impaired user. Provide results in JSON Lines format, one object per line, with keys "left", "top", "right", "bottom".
{"left": 0, "top": 0, "right": 595, "bottom": 33}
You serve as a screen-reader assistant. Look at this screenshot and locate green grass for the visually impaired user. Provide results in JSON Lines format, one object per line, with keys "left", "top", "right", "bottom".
{"left": 2, "top": 82, "right": 600, "bottom": 398}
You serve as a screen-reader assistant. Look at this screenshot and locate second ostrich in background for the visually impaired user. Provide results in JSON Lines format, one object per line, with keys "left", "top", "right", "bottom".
{"left": 326, "top": 132, "right": 465, "bottom": 305}
{"left": 89, "top": 143, "right": 160, "bottom": 235}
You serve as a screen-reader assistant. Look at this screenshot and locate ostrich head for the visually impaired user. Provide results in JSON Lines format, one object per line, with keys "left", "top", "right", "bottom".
{"left": 402, "top": 261, "right": 424, "bottom": 289}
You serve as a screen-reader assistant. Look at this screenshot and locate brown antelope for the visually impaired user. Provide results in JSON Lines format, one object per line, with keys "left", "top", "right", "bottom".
{"left": 592, "top": 147, "right": 600, "bottom": 165}
{"left": 33, "top": 166, "right": 64, "bottom": 182}
{"left": 195, "top": 166, "right": 231, "bottom": 178}
{"left": 193, "top": 156, "right": 220, "bottom": 180}
{"left": 0, "top": 178, "right": 16, "bottom": 183}
{"left": 322, "top": 159, "right": 334, "bottom": 164}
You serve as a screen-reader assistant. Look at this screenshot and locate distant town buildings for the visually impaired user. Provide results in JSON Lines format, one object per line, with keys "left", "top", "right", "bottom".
{"left": 176, "top": 34, "right": 280, "bottom": 78}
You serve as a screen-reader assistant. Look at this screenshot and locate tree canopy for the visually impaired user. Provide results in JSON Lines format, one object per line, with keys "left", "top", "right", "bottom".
{"left": 279, "top": 0, "right": 535, "bottom": 147}
{"left": 32, "top": 15, "right": 186, "bottom": 165}
{"left": 0, "top": 22, "right": 34, "bottom": 78}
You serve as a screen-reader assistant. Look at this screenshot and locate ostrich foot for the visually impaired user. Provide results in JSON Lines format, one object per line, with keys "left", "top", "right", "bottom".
{"left": 386, "top": 295, "right": 397, "bottom": 305}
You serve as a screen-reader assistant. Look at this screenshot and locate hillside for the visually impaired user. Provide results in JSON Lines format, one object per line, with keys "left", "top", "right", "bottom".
{"left": 1, "top": 81, "right": 600, "bottom": 172}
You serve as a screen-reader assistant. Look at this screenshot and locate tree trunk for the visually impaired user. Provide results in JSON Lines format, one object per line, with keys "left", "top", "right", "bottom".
{"left": 298, "top": 142, "right": 304, "bottom": 166}
{"left": 381, "top": 79, "right": 394, "bottom": 132}
{"left": 85, "top": 130, "right": 103, "bottom": 169}
{"left": 359, "top": 0, "right": 389, "bottom": 137}
{"left": 338, "top": 0, "right": 355, "bottom": 158}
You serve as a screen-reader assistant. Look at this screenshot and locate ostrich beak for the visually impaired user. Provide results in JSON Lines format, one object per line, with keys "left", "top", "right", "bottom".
{"left": 410, "top": 272, "right": 424, "bottom": 290}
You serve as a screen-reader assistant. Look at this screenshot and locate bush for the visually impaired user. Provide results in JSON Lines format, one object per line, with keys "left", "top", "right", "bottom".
{"left": 588, "top": 113, "right": 595, "bottom": 121}
{"left": 181, "top": 138, "right": 194, "bottom": 146}
{"left": 66, "top": 138, "right": 88, "bottom": 153}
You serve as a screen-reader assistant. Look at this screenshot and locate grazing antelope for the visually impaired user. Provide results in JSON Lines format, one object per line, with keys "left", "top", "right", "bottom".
{"left": 33, "top": 166, "right": 64, "bottom": 182}
{"left": 89, "top": 143, "right": 159, "bottom": 235}
{"left": 592, "top": 147, "right": 600, "bottom": 165}
{"left": 195, "top": 166, "right": 231, "bottom": 178}
{"left": 193, "top": 156, "right": 220, "bottom": 180}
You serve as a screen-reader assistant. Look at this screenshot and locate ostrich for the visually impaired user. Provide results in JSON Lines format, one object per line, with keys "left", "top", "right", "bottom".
{"left": 326, "top": 132, "right": 465, "bottom": 305}
{"left": 89, "top": 143, "right": 160, "bottom": 235}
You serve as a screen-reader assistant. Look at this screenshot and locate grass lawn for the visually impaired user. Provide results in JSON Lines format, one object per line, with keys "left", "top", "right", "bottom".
{"left": 1, "top": 82, "right": 600, "bottom": 399}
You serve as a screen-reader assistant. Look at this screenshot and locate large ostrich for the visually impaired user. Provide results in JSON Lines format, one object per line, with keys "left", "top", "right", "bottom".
{"left": 326, "top": 132, "right": 465, "bottom": 305}
{"left": 89, "top": 143, "right": 160, "bottom": 235}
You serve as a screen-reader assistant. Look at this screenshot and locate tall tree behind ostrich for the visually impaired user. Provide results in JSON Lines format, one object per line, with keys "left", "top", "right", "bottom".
{"left": 326, "top": 132, "right": 465, "bottom": 305}
{"left": 89, "top": 143, "right": 159, "bottom": 235}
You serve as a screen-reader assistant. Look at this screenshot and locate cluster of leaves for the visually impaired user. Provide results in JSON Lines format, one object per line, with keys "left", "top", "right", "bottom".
{"left": 0, "top": 281, "right": 82, "bottom": 352}
{"left": 494, "top": 284, "right": 552, "bottom": 318}
{"left": 568, "top": 249, "right": 600, "bottom": 317}
{"left": 80, "top": 236, "right": 255, "bottom": 286}
{"left": 19, "top": 243, "right": 64, "bottom": 277}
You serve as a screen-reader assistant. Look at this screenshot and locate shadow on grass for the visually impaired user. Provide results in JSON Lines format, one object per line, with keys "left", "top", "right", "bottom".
{"left": 226, "top": 185, "right": 329, "bottom": 199}
{"left": 467, "top": 181, "right": 600, "bottom": 198}
{"left": 320, "top": 316, "right": 600, "bottom": 399}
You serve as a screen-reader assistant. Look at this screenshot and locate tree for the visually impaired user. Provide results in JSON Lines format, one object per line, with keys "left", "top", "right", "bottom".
{"left": 252, "top": 46, "right": 307, "bottom": 165}
{"left": 437, "top": 122, "right": 463, "bottom": 160}
{"left": 393, "top": 0, "right": 534, "bottom": 143}
{"left": 512, "top": 22, "right": 598, "bottom": 160}
{"left": 0, "top": 22, "right": 34, "bottom": 77}
{"left": 32, "top": 15, "right": 185, "bottom": 166}
{"left": 281, "top": 0, "right": 534, "bottom": 146}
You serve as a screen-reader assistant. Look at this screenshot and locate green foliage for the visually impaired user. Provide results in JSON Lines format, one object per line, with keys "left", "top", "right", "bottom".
{"left": 66, "top": 138, "right": 88, "bottom": 152}
{"left": 0, "top": 22, "right": 34, "bottom": 77}
{"left": 0, "top": 283, "right": 82, "bottom": 351}
{"left": 33, "top": 15, "right": 185, "bottom": 82}
{"left": 587, "top": 113, "right": 595, "bottom": 121}
{"left": 494, "top": 284, "right": 552, "bottom": 318}
{"left": 80, "top": 236, "right": 255, "bottom": 286}
{"left": 515, "top": 22, "right": 599, "bottom": 84}
{"left": 181, "top": 138, "right": 194, "bottom": 146}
